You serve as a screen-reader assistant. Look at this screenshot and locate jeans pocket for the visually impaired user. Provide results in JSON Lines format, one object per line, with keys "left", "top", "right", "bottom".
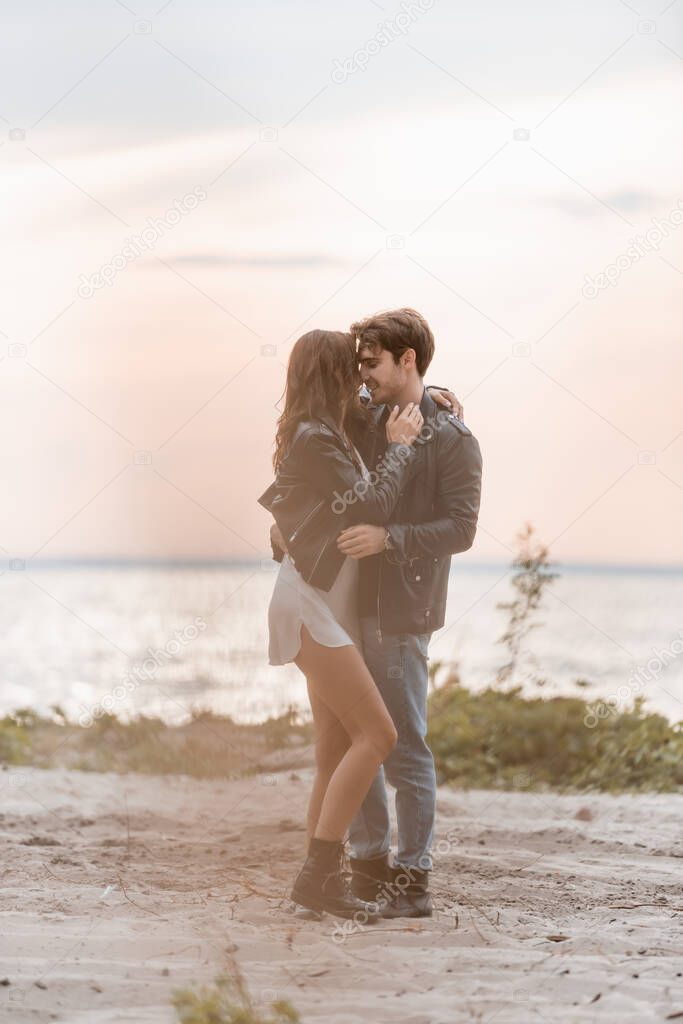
{"left": 416, "top": 632, "right": 431, "bottom": 660}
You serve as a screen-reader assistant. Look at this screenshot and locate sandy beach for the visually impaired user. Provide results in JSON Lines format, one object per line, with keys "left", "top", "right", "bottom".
{"left": 1, "top": 763, "right": 682, "bottom": 1023}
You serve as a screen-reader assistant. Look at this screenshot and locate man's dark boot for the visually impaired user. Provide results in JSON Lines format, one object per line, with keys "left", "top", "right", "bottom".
{"left": 349, "top": 853, "right": 393, "bottom": 903}
{"left": 379, "top": 866, "right": 433, "bottom": 919}
{"left": 291, "top": 838, "right": 381, "bottom": 920}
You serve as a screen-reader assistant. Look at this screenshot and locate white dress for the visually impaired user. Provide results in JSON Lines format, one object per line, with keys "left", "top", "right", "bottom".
{"left": 267, "top": 447, "right": 371, "bottom": 665}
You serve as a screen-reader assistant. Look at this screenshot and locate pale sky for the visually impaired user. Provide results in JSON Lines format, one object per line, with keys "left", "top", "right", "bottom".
{"left": 1, "top": 0, "right": 682, "bottom": 565}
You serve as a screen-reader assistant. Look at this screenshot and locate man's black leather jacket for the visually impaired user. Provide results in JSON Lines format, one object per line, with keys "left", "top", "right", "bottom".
{"left": 258, "top": 414, "right": 417, "bottom": 591}
{"left": 352, "top": 388, "right": 482, "bottom": 638}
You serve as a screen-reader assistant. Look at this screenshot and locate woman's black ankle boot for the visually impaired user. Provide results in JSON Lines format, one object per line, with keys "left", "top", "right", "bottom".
{"left": 291, "top": 838, "right": 381, "bottom": 920}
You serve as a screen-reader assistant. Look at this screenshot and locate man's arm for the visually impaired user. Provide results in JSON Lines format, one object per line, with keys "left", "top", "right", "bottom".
{"left": 385, "top": 430, "right": 482, "bottom": 561}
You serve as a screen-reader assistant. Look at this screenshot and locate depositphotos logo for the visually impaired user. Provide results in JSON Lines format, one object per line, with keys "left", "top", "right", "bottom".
{"left": 331, "top": 0, "right": 435, "bottom": 83}
{"left": 77, "top": 187, "right": 207, "bottom": 298}
{"left": 582, "top": 199, "right": 683, "bottom": 298}
{"left": 330, "top": 408, "right": 451, "bottom": 515}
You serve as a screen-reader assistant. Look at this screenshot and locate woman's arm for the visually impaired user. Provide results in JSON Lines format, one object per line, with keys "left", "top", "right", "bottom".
{"left": 299, "top": 434, "right": 411, "bottom": 526}
{"left": 426, "top": 386, "right": 463, "bottom": 420}
{"left": 298, "top": 404, "right": 423, "bottom": 527}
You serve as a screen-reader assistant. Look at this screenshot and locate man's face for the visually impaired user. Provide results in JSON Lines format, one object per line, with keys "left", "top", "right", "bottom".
{"left": 358, "top": 343, "right": 407, "bottom": 405}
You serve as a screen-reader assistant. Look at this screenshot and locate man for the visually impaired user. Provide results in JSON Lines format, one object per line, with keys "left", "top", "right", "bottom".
{"left": 269, "top": 309, "right": 482, "bottom": 918}
{"left": 336, "top": 308, "right": 482, "bottom": 918}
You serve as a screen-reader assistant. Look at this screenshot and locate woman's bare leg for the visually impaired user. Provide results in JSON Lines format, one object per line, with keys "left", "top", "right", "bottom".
{"left": 305, "top": 683, "right": 351, "bottom": 842}
{"left": 295, "top": 626, "right": 397, "bottom": 843}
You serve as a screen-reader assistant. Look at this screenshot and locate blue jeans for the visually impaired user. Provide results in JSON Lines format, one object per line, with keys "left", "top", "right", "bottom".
{"left": 348, "top": 616, "right": 436, "bottom": 871}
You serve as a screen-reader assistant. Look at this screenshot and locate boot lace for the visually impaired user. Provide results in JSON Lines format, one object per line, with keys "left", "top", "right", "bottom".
{"left": 322, "top": 842, "right": 354, "bottom": 898}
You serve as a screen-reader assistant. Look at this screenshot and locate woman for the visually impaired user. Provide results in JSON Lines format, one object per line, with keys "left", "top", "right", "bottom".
{"left": 258, "top": 329, "right": 423, "bottom": 920}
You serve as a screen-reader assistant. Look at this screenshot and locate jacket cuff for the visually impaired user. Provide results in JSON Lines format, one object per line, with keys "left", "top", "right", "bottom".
{"left": 270, "top": 539, "right": 284, "bottom": 563}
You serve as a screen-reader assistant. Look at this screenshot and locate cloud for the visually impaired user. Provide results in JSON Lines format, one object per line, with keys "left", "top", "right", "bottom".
{"left": 540, "top": 190, "right": 658, "bottom": 218}
{"left": 159, "top": 252, "right": 348, "bottom": 268}
{"left": 605, "top": 190, "right": 658, "bottom": 214}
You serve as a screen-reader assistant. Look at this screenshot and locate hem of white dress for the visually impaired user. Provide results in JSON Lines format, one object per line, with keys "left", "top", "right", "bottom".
{"left": 268, "top": 619, "right": 356, "bottom": 666}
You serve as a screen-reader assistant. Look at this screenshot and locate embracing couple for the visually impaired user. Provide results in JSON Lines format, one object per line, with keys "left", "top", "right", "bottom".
{"left": 258, "top": 308, "right": 482, "bottom": 922}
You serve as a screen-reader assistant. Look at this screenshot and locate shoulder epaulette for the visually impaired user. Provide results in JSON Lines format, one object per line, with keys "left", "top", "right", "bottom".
{"left": 445, "top": 413, "right": 472, "bottom": 437}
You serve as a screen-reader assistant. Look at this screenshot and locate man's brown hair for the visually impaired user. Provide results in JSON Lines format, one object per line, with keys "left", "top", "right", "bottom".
{"left": 350, "top": 308, "right": 435, "bottom": 377}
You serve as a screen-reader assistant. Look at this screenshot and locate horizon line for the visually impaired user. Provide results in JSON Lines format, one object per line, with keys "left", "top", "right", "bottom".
{"left": 6, "top": 557, "right": 683, "bottom": 574}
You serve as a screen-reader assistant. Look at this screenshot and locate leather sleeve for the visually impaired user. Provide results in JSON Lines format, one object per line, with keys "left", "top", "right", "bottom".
{"left": 299, "top": 431, "right": 416, "bottom": 526}
{"left": 386, "top": 431, "right": 482, "bottom": 561}
{"left": 270, "top": 536, "right": 285, "bottom": 563}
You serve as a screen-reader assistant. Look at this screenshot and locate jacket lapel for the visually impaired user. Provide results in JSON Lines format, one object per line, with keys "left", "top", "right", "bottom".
{"left": 393, "top": 388, "right": 436, "bottom": 486}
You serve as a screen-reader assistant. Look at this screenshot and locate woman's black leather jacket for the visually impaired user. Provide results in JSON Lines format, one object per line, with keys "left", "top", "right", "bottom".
{"left": 258, "top": 415, "right": 415, "bottom": 591}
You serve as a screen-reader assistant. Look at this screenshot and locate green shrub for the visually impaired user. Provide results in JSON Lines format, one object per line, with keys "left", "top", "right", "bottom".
{"left": 0, "top": 707, "right": 307, "bottom": 778}
{"left": 428, "top": 678, "right": 683, "bottom": 792}
{"left": 173, "top": 974, "right": 299, "bottom": 1024}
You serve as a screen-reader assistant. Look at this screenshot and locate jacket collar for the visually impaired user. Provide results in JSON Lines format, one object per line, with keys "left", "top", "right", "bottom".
{"left": 292, "top": 412, "right": 347, "bottom": 446}
{"left": 314, "top": 413, "right": 367, "bottom": 470}
{"left": 418, "top": 386, "right": 438, "bottom": 429}
{"left": 317, "top": 412, "right": 353, "bottom": 449}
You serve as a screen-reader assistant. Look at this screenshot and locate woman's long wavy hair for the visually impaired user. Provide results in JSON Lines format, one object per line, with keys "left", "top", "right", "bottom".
{"left": 273, "top": 329, "right": 368, "bottom": 471}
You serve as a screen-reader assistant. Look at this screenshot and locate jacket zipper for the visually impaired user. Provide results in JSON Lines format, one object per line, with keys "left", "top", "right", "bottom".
{"left": 305, "top": 536, "right": 330, "bottom": 584}
{"left": 370, "top": 419, "right": 384, "bottom": 644}
{"left": 376, "top": 550, "right": 383, "bottom": 644}
{"left": 289, "top": 499, "right": 324, "bottom": 543}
